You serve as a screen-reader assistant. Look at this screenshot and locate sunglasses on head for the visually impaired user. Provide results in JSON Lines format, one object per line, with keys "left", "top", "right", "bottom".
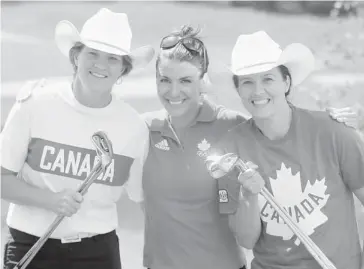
{"left": 160, "top": 35, "right": 208, "bottom": 75}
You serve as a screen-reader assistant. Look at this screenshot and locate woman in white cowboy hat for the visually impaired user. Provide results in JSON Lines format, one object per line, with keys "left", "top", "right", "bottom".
{"left": 216, "top": 31, "right": 364, "bottom": 269}
{"left": 1, "top": 8, "right": 154, "bottom": 269}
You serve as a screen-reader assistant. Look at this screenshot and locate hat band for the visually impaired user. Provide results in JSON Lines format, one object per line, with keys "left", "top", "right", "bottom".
{"left": 85, "top": 39, "right": 130, "bottom": 55}
{"left": 234, "top": 61, "right": 277, "bottom": 73}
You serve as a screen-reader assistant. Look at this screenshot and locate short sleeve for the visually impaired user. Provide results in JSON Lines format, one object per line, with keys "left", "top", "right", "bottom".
{"left": 336, "top": 124, "right": 364, "bottom": 191}
{"left": 0, "top": 101, "right": 32, "bottom": 172}
{"left": 213, "top": 127, "right": 239, "bottom": 157}
{"left": 123, "top": 121, "right": 150, "bottom": 202}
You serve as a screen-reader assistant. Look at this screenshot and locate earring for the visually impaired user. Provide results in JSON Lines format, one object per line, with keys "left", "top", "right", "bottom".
{"left": 116, "top": 77, "right": 122, "bottom": 85}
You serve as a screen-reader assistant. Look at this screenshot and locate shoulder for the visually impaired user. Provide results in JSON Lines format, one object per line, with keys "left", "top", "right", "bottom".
{"left": 16, "top": 78, "right": 68, "bottom": 104}
{"left": 13, "top": 78, "right": 65, "bottom": 114}
{"left": 112, "top": 96, "right": 148, "bottom": 127}
{"left": 294, "top": 106, "right": 362, "bottom": 143}
{"left": 213, "top": 105, "right": 250, "bottom": 132}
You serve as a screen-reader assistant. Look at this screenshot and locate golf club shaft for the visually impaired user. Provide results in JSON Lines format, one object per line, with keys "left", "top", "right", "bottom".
{"left": 14, "top": 162, "right": 103, "bottom": 269}
{"left": 236, "top": 160, "right": 337, "bottom": 269}
{"left": 260, "top": 187, "right": 337, "bottom": 269}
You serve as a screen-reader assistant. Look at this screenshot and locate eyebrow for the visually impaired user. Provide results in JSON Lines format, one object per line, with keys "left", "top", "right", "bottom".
{"left": 180, "top": 76, "right": 192, "bottom": 80}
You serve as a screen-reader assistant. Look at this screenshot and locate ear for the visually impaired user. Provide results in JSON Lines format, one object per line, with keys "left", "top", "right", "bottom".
{"left": 285, "top": 75, "right": 291, "bottom": 93}
{"left": 74, "top": 54, "right": 78, "bottom": 66}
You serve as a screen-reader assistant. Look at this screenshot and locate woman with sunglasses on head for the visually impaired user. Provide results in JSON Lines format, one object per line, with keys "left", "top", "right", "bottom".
{"left": 215, "top": 31, "right": 364, "bottom": 269}
{"left": 1, "top": 8, "right": 153, "bottom": 269}
{"left": 139, "top": 25, "right": 361, "bottom": 269}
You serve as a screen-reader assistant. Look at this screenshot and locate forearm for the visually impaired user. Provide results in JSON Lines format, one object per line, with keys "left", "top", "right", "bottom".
{"left": 229, "top": 191, "right": 261, "bottom": 249}
{"left": 1, "top": 173, "right": 55, "bottom": 211}
{"left": 361, "top": 244, "right": 364, "bottom": 269}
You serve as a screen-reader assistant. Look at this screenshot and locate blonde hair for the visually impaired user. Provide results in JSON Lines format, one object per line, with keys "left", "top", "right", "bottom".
{"left": 156, "top": 25, "right": 209, "bottom": 78}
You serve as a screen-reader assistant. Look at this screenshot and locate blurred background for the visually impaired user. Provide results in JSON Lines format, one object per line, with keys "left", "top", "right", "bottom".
{"left": 1, "top": 1, "right": 364, "bottom": 268}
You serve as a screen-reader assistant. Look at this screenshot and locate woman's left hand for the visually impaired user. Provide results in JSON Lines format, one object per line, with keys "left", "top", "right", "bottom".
{"left": 327, "top": 106, "right": 360, "bottom": 129}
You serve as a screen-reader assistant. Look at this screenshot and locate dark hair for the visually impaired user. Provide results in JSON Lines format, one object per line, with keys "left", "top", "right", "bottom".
{"left": 69, "top": 42, "right": 133, "bottom": 77}
{"left": 156, "top": 25, "right": 209, "bottom": 78}
{"left": 232, "top": 65, "right": 292, "bottom": 97}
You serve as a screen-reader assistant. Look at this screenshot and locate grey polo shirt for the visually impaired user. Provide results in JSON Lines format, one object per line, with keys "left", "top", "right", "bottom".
{"left": 141, "top": 99, "right": 249, "bottom": 269}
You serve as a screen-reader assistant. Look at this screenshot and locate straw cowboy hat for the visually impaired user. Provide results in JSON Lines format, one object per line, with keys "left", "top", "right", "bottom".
{"left": 230, "top": 31, "right": 315, "bottom": 87}
{"left": 55, "top": 8, "right": 154, "bottom": 69}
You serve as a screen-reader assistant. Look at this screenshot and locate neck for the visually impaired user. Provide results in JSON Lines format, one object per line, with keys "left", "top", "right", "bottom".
{"left": 72, "top": 77, "right": 112, "bottom": 108}
{"left": 254, "top": 103, "right": 292, "bottom": 140}
{"left": 169, "top": 104, "right": 201, "bottom": 130}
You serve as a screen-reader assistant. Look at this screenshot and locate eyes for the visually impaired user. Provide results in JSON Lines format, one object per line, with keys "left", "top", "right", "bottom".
{"left": 87, "top": 51, "right": 121, "bottom": 63}
{"left": 240, "top": 77, "right": 274, "bottom": 86}
{"left": 159, "top": 77, "right": 193, "bottom": 84}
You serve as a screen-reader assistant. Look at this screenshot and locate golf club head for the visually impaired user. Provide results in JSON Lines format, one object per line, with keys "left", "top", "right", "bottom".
{"left": 205, "top": 153, "right": 239, "bottom": 179}
{"left": 91, "top": 131, "right": 113, "bottom": 169}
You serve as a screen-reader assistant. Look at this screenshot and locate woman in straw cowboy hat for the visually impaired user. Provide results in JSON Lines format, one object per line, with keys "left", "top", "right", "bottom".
{"left": 137, "top": 25, "right": 360, "bottom": 269}
{"left": 215, "top": 31, "right": 364, "bottom": 269}
{"left": 1, "top": 8, "right": 153, "bottom": 269}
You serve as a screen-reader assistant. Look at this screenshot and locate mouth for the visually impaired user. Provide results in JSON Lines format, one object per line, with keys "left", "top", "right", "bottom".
{"left": 251, "top": 98, "right": 270, "bottom": 106}
{"left": 89, "top": 71, "right": 108, "bottom": 79}
{"left": 167, "top": 99, "right": 186, "bottom": 105}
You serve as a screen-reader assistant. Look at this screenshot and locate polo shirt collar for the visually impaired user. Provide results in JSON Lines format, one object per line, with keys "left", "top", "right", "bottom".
{"left": 149, "top": 98, "right": 219, "bottom": 137}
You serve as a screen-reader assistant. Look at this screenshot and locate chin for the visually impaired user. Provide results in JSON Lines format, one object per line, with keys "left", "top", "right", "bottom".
{"left": 248, "top": 107, "right": 273, "bottom": 120}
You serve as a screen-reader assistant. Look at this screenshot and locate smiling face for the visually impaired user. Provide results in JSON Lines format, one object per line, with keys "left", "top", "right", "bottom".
{"left": 74, "top": 46, "right": 125, "bottom": 95}
{"left": 236, "top": 67, "right": 290, "bottom": 119}
{"left": 156, "top": 58, "right": 203, "bottom": 118}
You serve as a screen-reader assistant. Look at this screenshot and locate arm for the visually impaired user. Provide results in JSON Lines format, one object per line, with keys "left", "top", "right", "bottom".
{"left": 335, "top": 122, "right": 364, "bottom": 268}
{"left": 353, "top": 188, "right": 364, "bottom": 269}
{"left": 1, "top": 99, "right": 82, "bottom": 216}
{"left": 228, "top": 190, "right": 262, "bottom": 249}
{"left": 122, "top": 120, "right": 150, "bottom": 203}
{"left": 1, "top": 167, "right": 57, "bottom": 210}
{"left": 228, "top": 165, "right": 264, "bottom": 249}
{"left": 213, "top": 128, "right": 262, "bottom": 248}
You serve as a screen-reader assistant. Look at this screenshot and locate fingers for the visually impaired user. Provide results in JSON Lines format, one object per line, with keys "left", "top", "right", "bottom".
{"left": 54, "top": 190, "right": 84, "bottom": 217}
{"left": 238, "top": 169, "right": 265, "bottom": 196}
{"left": 327, "top": 106, "right": 353, "bottom": 114}
{"left": 72, "top": 192, "right": 84, "bottom": 203}
{"left": 328, "top": 107, "right": 358, "bottom": 129}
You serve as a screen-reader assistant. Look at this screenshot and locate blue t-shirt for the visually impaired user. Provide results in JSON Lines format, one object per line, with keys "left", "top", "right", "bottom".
{"left": 220, "top": 106, "right": 364, "bottom": 269}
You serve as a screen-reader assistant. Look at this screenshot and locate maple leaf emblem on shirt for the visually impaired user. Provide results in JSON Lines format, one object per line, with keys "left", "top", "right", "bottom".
{"left": 258, "top": 163, "right": 330, "bottom": 246}
{"left": 198, "top": 139, "right": 211, "bottom": 152}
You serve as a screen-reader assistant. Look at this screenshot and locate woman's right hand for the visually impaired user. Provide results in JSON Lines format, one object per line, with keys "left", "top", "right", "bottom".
{"left": 48, "top": 189, "right": 84, "bottom": 217}
{"left": 238, "top": 163, "right": 265, "bottom": 197}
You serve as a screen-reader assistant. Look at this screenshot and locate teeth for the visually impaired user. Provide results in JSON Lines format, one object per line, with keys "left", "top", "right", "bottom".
{"left": 252, "top": 99, "right": 269, "bottom": 105}
{"left": 90, "top": 72, "right": 107, "bottom": 78}
{"left": 169, "top": 100, "right": 183, "bottom": 105}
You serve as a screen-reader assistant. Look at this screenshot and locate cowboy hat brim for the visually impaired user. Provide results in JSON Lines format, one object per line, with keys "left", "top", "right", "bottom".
{"left": 54, "top": 20, "right": 154, "bottom": 70}
{"left": 230, "top": 43, "right": 315, "bottom": 87}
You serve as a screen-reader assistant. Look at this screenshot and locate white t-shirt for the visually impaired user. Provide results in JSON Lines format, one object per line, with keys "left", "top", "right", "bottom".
{"left": 0, "top": 79, "right": 149, "bottom": 238}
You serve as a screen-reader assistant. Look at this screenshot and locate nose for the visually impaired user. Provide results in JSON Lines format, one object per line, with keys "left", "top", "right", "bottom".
{"left": 252, "top": 80, "right": 266, "bottom": 94}
{"left": 169, "top": 82, "right": 181, "bottom": 97}
{"left": 93, "top": 62, "right": 107, "bottom": 71}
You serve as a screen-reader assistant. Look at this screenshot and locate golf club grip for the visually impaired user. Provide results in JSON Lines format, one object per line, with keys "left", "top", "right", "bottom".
{"left": 15, "top": 162, "right": 104, "bottom": 269}
{"left": 260, "top": 187, "right": 337, "bottom": 269}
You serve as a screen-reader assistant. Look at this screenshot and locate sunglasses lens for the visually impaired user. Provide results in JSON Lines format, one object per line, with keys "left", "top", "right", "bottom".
{"left": 160, "top": 36, "right": 180, "bottom": 49}
{"left": 181, "top": 38, "right": 203, "bottom": 52}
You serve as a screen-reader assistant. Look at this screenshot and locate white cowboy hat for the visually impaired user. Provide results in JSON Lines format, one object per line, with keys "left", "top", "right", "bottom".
{"left": 230, "top": 31, "right": 315, "bottom": 87}
{"left": 54, "top": 8, "right": 154, "bottom": 70}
